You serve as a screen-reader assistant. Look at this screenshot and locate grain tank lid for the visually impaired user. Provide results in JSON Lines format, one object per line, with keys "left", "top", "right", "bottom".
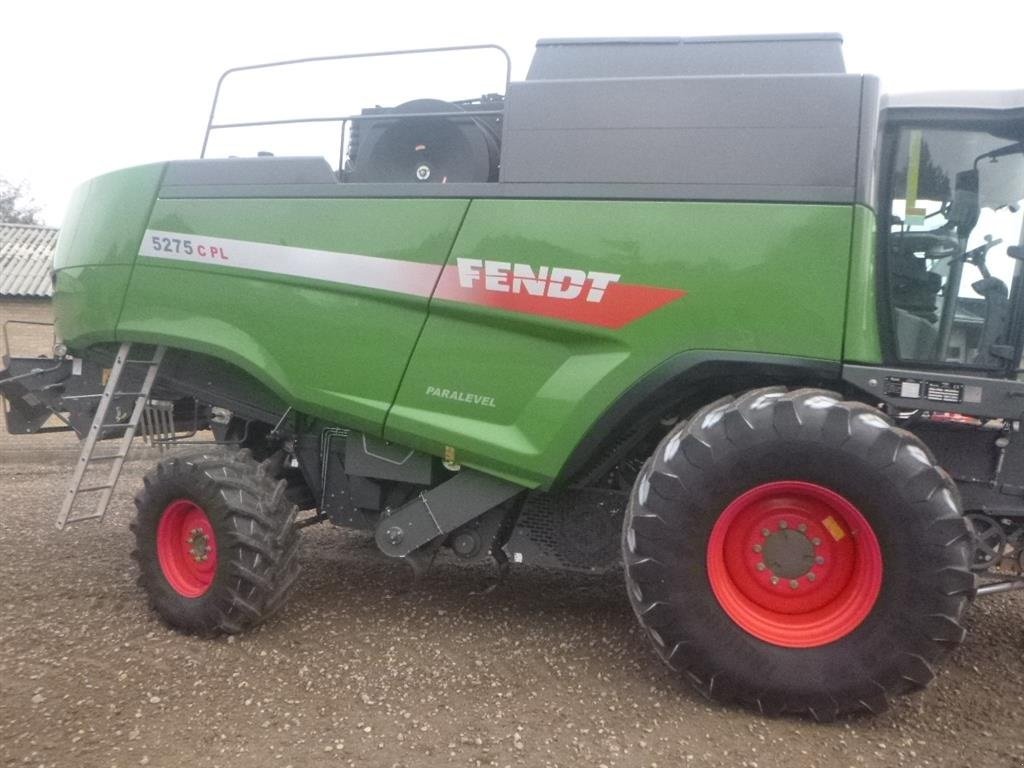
{"left": 526, "top": 34, "right": 846, "bottom": 80}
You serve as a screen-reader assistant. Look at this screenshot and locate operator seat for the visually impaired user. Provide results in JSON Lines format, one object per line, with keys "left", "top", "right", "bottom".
{"left": 894, "top": 308, "right": 939, "bottom": 361}
{"left": 891, "top": 250, "right": 942, "bottom": 323}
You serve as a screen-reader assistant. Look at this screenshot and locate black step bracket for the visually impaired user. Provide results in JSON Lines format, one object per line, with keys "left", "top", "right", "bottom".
{"left": 374, "top": 469, "right": 523, "bottom": 558}
{"left": 0, "top": 356, "right": 75, "bottom": 434}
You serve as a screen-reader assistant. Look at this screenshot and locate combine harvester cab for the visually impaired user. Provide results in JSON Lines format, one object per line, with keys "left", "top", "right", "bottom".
{"left": 2, "top": 35, "right": 1022, "bottom": 720}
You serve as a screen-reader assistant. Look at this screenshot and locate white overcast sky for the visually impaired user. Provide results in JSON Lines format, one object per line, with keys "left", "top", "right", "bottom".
{"left": 1, "top": 0, "right": 1021, "bottom": 225}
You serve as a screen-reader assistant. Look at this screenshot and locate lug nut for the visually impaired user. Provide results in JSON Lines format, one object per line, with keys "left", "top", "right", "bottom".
{"left": 789, "top": 580, "right": 799, "bottom": 589}
{"left": 798, "top": 523, "right": 807, "bottom": 533}
{"left": 770, "top": 576, "right": 780, "bottom": 585}
{"left": 752, "top": 544, "right": 762, "bottom": 553}
{"left": 762, "top": 529, "right": 770, "bottom": 538}
{"left": 815, "top": 556, "right": 825, "bottom": 565}
{"left": 779, "top": 521, "right": 788, "bottom": 530}
{"left": 756, "top": 562, "right": 766, "bottom": 572}
{"left": 812, "top": 538, "right": 822, "bottom": 547}
{"left": 807, "top": 572, "right": 816, "bottom": 582}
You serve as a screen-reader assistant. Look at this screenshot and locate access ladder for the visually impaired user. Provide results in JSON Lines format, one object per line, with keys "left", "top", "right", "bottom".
{"left": 56, "top": 343, "right": 166, "bottom": 529}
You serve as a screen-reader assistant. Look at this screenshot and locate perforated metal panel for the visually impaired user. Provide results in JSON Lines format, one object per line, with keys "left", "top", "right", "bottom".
{"left": 503, "top": 490, "right": 624, "bottom": 572}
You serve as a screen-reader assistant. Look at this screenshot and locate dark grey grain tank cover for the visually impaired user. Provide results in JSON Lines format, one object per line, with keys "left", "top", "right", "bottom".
{"left": 526, "top": 34, "right": 846, "bottom": 80}
{"left": 499, "top": 73, "right": 870, "bottom": 203}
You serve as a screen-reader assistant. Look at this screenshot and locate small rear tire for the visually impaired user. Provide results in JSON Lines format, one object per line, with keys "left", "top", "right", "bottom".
{"left": 623, "top": 388, "right": 975, "bottom": 719}
{"left": 131, "top": 448, "right": 300, "bottom": 634}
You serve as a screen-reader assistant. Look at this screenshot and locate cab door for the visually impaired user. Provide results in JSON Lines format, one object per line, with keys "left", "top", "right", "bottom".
{"left": 878, "top": 118, "right": 1024, "bottom": 372}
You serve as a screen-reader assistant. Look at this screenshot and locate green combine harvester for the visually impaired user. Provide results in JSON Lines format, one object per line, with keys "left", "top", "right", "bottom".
{"left": 2, "top": 34, "right": 1022, "bottom": 719}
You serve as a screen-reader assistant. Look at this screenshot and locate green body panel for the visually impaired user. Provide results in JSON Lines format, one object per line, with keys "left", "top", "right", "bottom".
{"left": 53, "top": 164, "right": 865, "bottom": 487}
{"left": 55, "top": 266, "right": 137, "bottom": 348}
{"left": 842, "top": 205, "right": 883, "bottom": 364}
{"left": 386, "top": 199, "right": 854, "bottom": 486}
{"left": 117, "top": 197, "right": 469, "bottom": 432}
{"left": 52, "top": 164, "right": 167, "bottom": 346}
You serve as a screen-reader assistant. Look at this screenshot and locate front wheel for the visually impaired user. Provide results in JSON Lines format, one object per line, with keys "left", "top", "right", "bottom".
{"left": 623, "top": 388, "right": 975, "bottom": 719}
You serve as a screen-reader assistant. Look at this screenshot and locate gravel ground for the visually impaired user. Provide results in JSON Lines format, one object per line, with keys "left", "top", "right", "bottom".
{"left": 1, "top": 439, "right": 1022, "bottom": 768}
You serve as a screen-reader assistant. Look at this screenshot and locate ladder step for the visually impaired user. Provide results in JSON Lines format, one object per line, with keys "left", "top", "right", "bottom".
{"left": 125, "top": 359, "right": 163, "bottom": 365}
{"left": 74, "top": 484, "right": 114, "bottom": 493}
{"left": 83, "top": 453, "right": 128, "bottom": 462}
{"left": 63, "top": 511, "right": 105, "bottom": 524}
{"left": 66, "top": 391, "right": 161, "bottom": 401}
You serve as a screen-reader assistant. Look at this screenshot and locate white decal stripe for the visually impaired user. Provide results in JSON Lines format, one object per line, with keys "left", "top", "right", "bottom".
{"left": 139, "top": 229, "right": 439, "bottom": 298}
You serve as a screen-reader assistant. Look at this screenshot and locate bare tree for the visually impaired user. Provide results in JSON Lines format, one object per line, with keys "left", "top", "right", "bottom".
{"left": 0, "top": 178, "right": 42, "bottom": 225}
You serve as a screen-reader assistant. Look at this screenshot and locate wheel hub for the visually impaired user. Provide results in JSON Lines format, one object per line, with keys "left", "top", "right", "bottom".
{"left": 760, "top": 527, "right": 816, "bottom": 579}
{"left": 156, "top": 500, "right": 218, "bottom": 598}
{"left": 187, "top": 527, "right": 211, "bottom": 562}
{"left": 738, "top": 508, "right": 840, "bottom": 603}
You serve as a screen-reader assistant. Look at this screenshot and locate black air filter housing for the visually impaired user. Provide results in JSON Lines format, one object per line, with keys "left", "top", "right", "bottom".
{"left": 346, "top": 97, "right": 501, "bottom": 183}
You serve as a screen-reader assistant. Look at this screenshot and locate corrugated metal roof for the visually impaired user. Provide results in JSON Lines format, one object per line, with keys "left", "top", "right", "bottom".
{"left": 0, "top": 223, "right": 58, "bottom": 298}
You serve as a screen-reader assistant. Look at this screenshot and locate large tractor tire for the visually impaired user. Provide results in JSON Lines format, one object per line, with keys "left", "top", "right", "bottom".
{"left": 623, "top": 388, "right": 975, "bottom": 719}
{"left": 131, "top": 448, "right": 300, "bottom": 634}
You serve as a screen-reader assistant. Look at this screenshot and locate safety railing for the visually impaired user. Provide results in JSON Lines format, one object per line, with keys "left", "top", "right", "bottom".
{"left": 200, "top": 44, "right": 513, "bottom": 159}
{"left": 1, "top": 319, "right": 56, "bottom": 362}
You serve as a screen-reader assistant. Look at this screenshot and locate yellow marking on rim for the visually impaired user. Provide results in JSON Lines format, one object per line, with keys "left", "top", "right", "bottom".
{"left": 823, "top": 515, "right": 846, "bottom": 542}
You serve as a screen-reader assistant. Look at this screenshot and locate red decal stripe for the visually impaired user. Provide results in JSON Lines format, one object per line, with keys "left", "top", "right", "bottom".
{"left": 140, "top": 230, "right": 685, "bottom": 328}
{"left": 432, "top": 266, "right": 685, "bottom": 329}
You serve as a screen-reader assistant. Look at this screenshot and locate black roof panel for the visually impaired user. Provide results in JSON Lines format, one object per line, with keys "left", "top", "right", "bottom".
{"left": 527, "top": 34, "right": 846, "bottom": 80}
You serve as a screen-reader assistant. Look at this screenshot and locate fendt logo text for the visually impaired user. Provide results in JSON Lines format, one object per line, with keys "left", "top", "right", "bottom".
{"left": 456, "top": 258, "right": 621, "bottom": 303}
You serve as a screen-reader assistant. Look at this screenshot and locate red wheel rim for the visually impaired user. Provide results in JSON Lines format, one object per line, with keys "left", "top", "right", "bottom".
{"left": 156, "top": 499, "right": 218, "bottom": 597}
{"left": 707, "top": 481, "right": 883, "bottom": 648}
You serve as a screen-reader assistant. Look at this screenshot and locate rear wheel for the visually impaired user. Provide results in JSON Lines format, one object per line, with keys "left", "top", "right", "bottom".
{"left": 623, "top": 388, "right": 975, "bottom": 719}
{"left": 132, "top": 448, "right": 300, "bottom": 634}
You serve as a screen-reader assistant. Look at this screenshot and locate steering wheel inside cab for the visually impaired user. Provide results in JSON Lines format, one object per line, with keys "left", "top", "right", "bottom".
{"left": 895, "top": 230, "right": 961, "bottom": 260}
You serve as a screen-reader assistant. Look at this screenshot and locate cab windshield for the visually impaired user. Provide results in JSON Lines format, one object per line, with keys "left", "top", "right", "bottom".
{"left": 884, "top": 124, "right": 1024, "bottom": 370}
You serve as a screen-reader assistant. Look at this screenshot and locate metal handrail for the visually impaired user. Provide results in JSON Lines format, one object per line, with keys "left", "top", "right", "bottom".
{"left": 206, "top": 109, "right": 505, "bottom": 133}
{"left": 200, "top": 44, "right": 512, "bottom": 158}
